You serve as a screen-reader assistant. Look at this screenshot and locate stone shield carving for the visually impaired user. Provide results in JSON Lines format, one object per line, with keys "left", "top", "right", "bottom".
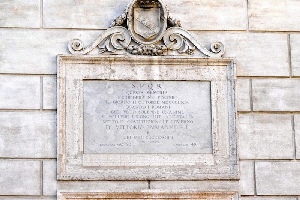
{"left": 128, "top": 0, "right": 167, "bottom": 45}
{"left": 134, "top": 8, "right": 160, "bottom": 39}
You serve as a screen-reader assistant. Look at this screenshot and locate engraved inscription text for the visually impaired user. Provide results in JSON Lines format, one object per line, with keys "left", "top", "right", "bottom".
{"left": 83, "top": 81, "right": 212, "bottom": 154}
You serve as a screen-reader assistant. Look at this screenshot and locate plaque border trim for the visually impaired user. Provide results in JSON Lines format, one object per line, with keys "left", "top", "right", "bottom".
{"left": 57, "top": 55, "right": 238, "bottom": 180}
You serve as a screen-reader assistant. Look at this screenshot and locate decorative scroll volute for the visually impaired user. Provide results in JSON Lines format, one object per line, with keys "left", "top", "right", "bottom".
{"left": 68, "top": 27, "right": 131, "bottom": 55}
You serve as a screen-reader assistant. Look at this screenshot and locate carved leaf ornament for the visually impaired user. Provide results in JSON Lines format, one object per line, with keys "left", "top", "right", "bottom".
{"left": 68, "top": 0, "right": 224, "bottom": 57}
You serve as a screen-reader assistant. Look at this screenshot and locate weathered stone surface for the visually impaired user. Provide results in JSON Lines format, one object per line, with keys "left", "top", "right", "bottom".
{"left": 165, "top": 0, "right": 246, "bottom": 31}
{"left": 43, "top": 76, "right": 57, "bottom": 109}
{"left": 43, "top": 0, "right": 129, "bottom": 29}
{"left": 0, "top": 111, "right": 56, "bottom": 158}
{"left": 193, "top": 32, "right": 289, "bottom": 76}
{"left": 238, "top": 114, "right": 293, "bottom": 159}
{"left": 0, "top": 0, "right": 40, "bottom": 28}
{"left": 0, "top": 29, "right": 100, "bottom": 74}
{"left": 252, "top": 79, "right": 300, "bottom": 111}
{"left": 295, "top": 115, "right": 300, "bottom": 160}
{"left": 249, "top": 0, "right": 300, "bottom": 31}
{"left": 291, "top": 34, "right": 300, "bottom": 76}
{"left": 58, "top": 181, "right": 148, "bottom": 191}
{"left": 43, "top": 0, "right": 246, "bottom": 30}
{"left": 236, "top": 79, "right": 251, "bottom": 111}
{"left": 0, "top": 160, "right": 40, "bottom": 195}
{"left": 239, "top": 161, "right": 254, "bottom": 195}
{"left": 256, "top": 161, "right": 300, "bottom": 195}
{"left": 0, "top": 75, "right": 40, "bottom": 109}
{"left": 150, "top": 181, "right": 238, "bottom": 191}
{"left": 43, "top": 160, "right": 57, "bottom": 196}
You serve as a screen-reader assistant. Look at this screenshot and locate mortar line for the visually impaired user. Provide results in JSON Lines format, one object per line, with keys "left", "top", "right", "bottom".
{"left": 237, "top": 76, "right": 294, "bottom": 79}
{"left": 147, "top": 180, "right": 151, "bottom": 189}
{"left": 0, "top": 26, "right": 300, "bottom": 33}
{"left": 240, "top": 159, "right": 299, "bottom": 161}
{"left": 0, "top": 195, "right": 56, "bottom": 197}
{"left": 249, "top": 79, "right": 253, "bottom": 112}
{"left": 0, "top": 27, "right": 247, "bottom": 32}
{"left": 0, "top": 109, "right": 56, "bottom": 112}
{"left": 246, "top": 0, "right": 249, "bottom": 32}
{"left": 292, "top": 115, "right": 297, "bottom": 160}
{"left": 0, "top": 73, "right": 57, "bottom": 76}
{"left": 40, "top": 0, "right": 43, "bottom": 28}
{"left": 40, "top": 76, "right": 44, "bottom": 111}
{"left": 288, "top": 34, "right": 292, "bottom": 78}
{"left": 0, "top": 27, "right": 106, "bottom": 30}
{"left": 40, "top": 160, "right": 44, "bottom": 196}
{"left": 253, "top": 161, "right": 257, "bottom": 196}
{"left": 238, "top": 111, "right": 300, "bottom": 114}
{"left": 240, "top": 195, "right": 300, "bottom": 197}
{"left": 0, "top": 157, "right": 57, "bottom": 161}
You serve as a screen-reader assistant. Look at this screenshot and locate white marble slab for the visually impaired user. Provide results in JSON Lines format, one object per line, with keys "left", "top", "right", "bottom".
{"left": 84, "top": 81, "right": 212, "bottom": 154}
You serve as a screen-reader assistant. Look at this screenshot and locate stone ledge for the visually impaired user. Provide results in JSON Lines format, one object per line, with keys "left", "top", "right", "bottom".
{"left": 58, "top": 190, "right": 237, "bottom": 200}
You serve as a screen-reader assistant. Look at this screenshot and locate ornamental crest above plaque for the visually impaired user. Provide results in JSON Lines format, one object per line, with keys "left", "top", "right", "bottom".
{"left": 68, "top": 0, "right": 224, "bottom": 57}
{"left": 129, "top": 0, "right": 167, "bottom": 44}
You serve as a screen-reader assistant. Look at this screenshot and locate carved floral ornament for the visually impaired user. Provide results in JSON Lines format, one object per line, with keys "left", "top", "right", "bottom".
{"left": 68, "top": 0, "right": 224, "bottom": 57}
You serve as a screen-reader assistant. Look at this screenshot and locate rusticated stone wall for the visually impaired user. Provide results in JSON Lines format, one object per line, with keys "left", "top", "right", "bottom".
{"left": 1, "top": 0, "right": 300, "bottom": 199}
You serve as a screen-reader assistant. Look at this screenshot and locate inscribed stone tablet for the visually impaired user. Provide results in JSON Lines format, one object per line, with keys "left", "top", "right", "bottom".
{"left": 83, "top": 81, "right": 212, "bottom": 154}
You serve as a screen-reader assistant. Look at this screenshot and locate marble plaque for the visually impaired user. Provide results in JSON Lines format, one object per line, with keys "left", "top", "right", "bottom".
{"left": 83, "top": 81, "right": 212, "bottom": 154}
{"left": 57, "top": 56, "right": 237, "bottom": 180}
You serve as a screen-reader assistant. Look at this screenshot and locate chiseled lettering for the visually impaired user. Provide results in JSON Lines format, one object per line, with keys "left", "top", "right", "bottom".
{"left": 162, "top": 100, "right": 189, "bottom": 104}
{"left": 115, "top": 125, "right": 144, "bottom": 130}
{"left": 147, "top": 124, "right": 187, "bottom": 130}
{"left": 84, "top": 80, "right": 213, "bottom": 154}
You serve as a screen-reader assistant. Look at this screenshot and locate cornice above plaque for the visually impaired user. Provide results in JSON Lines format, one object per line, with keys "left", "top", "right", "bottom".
{"left": 68, "top": 0, "right": 225, "bottom": 57}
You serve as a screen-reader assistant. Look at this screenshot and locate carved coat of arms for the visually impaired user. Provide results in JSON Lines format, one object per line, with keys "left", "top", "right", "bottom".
{"left": 134, "top": 8, "right": 160, "bottom": 39}
{"left": 128, "top": 0, "right": 167, "bottom": 45}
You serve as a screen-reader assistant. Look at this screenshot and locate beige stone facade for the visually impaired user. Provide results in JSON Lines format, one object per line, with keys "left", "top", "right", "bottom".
{"left": 1, "top": 0, "right": 300, "bottom": 199}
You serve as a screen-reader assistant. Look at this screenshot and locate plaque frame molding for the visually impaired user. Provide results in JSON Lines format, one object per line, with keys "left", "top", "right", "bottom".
{"left": 57, "top": 55, "right": 238, "bottom": 181}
